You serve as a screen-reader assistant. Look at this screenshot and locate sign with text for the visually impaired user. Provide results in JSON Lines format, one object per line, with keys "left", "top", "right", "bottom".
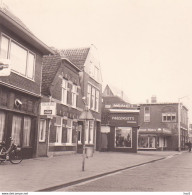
{"left": 110, "top": 113, "right": 139, "bottom": 127}
{"left": 40, "top": 102, "right": 56, "bottom": 115}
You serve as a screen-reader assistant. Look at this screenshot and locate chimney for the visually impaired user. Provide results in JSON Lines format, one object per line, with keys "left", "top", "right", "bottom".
{"left": 151, "top": 95, "right": 157, "bottom": 103}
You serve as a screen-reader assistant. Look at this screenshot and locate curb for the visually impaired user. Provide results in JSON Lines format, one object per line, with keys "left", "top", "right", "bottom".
{"left": 37, "top": 156, "right": 167, "bottom": 192}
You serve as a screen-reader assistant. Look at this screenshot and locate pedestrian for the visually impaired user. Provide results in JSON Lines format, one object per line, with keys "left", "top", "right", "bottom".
{"left": 188, "top": 141, "right": 191, "bottom": 152}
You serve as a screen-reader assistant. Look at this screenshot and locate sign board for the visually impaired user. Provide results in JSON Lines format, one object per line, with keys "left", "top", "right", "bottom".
{"left": 0, "top": 58, "right": 11, "bottom": 76}
{"left": 109, "top": 113, "right": 139, "bottom": 127}
{"left": 40, "top": 102, "right": 56, "bottom": 115}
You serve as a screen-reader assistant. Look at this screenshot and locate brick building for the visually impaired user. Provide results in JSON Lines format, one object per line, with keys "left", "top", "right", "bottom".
{"left": 0, "top": 5, "right": 54, "bottom": 158}
{"left": 139, "top": 97, "right": 188, "bottom": 151}
{"left": 60, "top": 45, "right": 102, "bottom": 152}
{"left": 101, "top": 85, "right": 139, "bottom": 153}
{"left": 38, "top": 54, "right": 84, "bottom": 156}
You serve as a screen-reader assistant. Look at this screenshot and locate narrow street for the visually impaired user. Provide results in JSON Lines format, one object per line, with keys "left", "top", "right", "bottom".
{"left": 58, "top": 152, "right": 192, "bottom": 192}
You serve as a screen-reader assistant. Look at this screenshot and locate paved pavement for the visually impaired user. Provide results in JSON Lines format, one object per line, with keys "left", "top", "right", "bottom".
{"left": 0, "top": 150, "right": 184, "bottom": 192}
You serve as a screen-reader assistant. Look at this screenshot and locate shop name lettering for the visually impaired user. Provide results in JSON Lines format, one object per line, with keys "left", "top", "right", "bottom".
{"left": 112, "top": 116, "right": 135, "bottom": 121}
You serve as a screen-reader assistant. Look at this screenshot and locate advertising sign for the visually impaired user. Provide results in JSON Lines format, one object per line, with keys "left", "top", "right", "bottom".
{"left": 40, "top": 102, "right": 56, "bottom": 115}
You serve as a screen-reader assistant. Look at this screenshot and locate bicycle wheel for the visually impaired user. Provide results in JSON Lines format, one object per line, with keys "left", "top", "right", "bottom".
{"left": 9, "top": 149, "right": 23, "bottom": 164}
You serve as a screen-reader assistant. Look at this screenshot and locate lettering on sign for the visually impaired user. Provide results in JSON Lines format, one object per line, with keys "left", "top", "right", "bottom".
{"left": 112, "top": 116, "right": 135, "bottom": 120}
{"left": 40, "top": 102, "right": 56, "bottom": 115}
{"left": 112, "top": 104, "right": 131, "bottom": 108}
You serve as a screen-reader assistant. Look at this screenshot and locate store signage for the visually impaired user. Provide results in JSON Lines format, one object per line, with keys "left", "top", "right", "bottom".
{"left": 40, "top": 102, "right": 56, "bottom": 115}
{"left": 139, "top": 128, "right": 172, "bottom": 134}
{"left": 112, "top": 104, "right": 131, "bottom": 108}
{"left": 110, "top": 114, "right": 138, "bottom": 126}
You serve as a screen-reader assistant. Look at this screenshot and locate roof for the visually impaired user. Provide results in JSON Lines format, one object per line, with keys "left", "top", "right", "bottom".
{"left": 0, "top": 3, "right": 54, "bottom": 55}
{"left": 42, "top": 54, "right": 81, "bottom": 96}
{"left": 59, "top": 47, "right": 90, "bottom": 70}
{"left": 103, "top": 84, "right": 130, "bottom": 103}
{"left": 42, "top": 54, "right": 61, "bottom": 96}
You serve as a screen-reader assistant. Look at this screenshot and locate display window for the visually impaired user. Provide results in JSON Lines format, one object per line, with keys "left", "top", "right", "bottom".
{"left": 115, "top": 127, "right": 132, "bottom": 148}
{"left": 138, "top": 135, "right": 156, "bottom": 148}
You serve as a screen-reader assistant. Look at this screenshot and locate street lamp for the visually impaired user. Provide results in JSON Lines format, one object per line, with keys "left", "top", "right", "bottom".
{"left": 79, "top": 102, "right": 94, "bottom": 171}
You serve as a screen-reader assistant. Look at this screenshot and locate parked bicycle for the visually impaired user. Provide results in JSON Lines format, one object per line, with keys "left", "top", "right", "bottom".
{"left": 0, "top": 137, "right": 23, "bottom": 164}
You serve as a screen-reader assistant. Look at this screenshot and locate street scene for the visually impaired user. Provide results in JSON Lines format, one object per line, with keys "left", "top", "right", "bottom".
{"left": 1, "top": 0, "right": 192, "bottom": 193}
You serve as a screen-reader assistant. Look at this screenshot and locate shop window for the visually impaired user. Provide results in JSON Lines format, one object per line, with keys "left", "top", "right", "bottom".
{"left": 162, "top": 113, "right": 176, "bottom": 122}
{"left": 115, "top": 127, "right": 132, "bottom": 148}
{"left": 0, "top": 111, "right": 6, "bottom": 142}
{"left": 39, "top": 119, "right": 46, "bottom": 142}
{"left": 55, "top": 117, "right": 62, "bottom": 144}
{"left": 144, "top": 107, "right": 150, "bottom": 122}
{"left": 23, "top": 117, "right": 31, "bottom": 147}
{"left": 85, "top": 121, "right": 94, "bottom": 144}
{"left": 66, "top": 119, "right": 72, "bottom": 144}
{"left": 138, "top": 135, "right": 156, "bottom": 148}
{"left": 11, "top": 115, "right": 22, "bottom": 146}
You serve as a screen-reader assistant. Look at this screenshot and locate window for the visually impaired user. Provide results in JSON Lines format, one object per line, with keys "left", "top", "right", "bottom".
{"left": 77, "top": 125, "right": 82, "bottom": 144}
{"left": 85, "top": 121, "right": 94, "bottom": 144}
{"left": 162, "top": 113, "right": 176, "bottom": 122}
{"left": 91, "top": 88, "right": 96, "bottom": 110}
{"left": 55, "top": 117, "right": 62, "bottom": 144}
{"left": 138, "top": 135, "right": 156, "bottom": 148}
{"left": 0, "top": 34, "right": 35, "bottom": 79}
{"left": 115, "top": 127, "right": 132, "bottom": 148}
{"left": 144, "top": 107, "right": 150, "bottom": 122}
{"left": 62, "top": 79, "right": 68, "bottom": 105}
{"left": 95, "top": 90, "right": 99, "bottom": 112}
{"left": 11, "top": 115, "right": 22, "bottom": 146}
{"left": 23, "top": 117, "right": 31, "bottom": 147}
{"left": 87, "top": 84, "right": 100, "bottom": 112}
{"left": 0, "top": 35, "right": 9, "bottom": 58}
{"left": 67, "top": 119, "right": 72, "bottom": 144}
{"left": 39, "top": 119, "right": 46, "bottom": 142}
{"left": 87, "top": 84, "right": 91, "bottom": 109}
{"left": 72, "top": 84, "right": 77, "bottom": 107}
{"left": 0, "top": 111, "right": 5, "bottom": 142}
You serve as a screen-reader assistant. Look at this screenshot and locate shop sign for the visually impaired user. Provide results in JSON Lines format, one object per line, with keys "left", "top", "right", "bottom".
{"left": 112, "top": 103, "right": 131, "bottom": 108}
{"left": 110, "top": 113, "right": 138, "bottom": 126}
{"left": 139, "top": 128, "right": 172, "bottom": 135}
{"left": 40, "top": 102, "right": 56, "bottom": 115}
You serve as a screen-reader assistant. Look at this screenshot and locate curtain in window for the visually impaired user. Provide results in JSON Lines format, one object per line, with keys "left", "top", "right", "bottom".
{"left": 23, "top": 117, "right": 31, "bottom": 147}
{"left": 12, "top": 115, "right": 22, "bottom": 146}
{"left": 0, "top": 111, "right": 5, "bottom": 142}
{"left": 67, "top": 119, "right": 72, "bottom": 144}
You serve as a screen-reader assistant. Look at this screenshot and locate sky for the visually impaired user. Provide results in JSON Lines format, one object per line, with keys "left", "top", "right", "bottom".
{"left": 2, "top": 0, "right": 192, "bottom": 121}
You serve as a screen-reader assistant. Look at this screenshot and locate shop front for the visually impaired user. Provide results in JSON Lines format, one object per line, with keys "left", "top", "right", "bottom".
{"left": 0, "top": 86, "right": 39, "bottom": 159}
{"left": 101, "top": 110, "right": 139, "bottom": 153}
{"left": 138, "top": 128, "right": 172, "bottom": 150}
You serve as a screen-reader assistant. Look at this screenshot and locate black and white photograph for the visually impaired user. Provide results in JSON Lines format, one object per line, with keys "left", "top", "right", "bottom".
{"left": 0, "top": 0, "right": 192, "bottom": 193}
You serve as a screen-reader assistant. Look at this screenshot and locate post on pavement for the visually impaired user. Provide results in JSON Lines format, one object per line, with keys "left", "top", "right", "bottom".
{"left": 79, "top": 101, "right": 94, "bottom": 171}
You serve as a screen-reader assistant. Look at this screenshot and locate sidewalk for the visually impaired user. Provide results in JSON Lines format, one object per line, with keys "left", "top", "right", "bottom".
{"left": 0, "top": 150, "right": 183, "bottom": 192}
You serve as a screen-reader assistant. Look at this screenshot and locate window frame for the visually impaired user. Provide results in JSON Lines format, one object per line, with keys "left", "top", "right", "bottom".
{"left": 66, "top": 119, "right": 73, "bottom": 144}
{"left": 71, "top": 84, "right": 77, "bottom": 108}
{"left": 0, "top": 33, "right": 36, "bottom": 80}
{"left": 55, "top": 117, "right": 62, "bottom": 144}
{"left": 144, "top": 106, "right": 150, "bottom": 122}
{"left": 61, "top": 79, "right": 68, "bottom": 105}
{"left": 162, "top": 113, "right": 176, "bottom": 122}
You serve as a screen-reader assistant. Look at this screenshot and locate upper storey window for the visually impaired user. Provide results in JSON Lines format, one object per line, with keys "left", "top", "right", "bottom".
{"left": 0, "top": 34, "right": 35, "bottom": 80}
{"left": 144, "top": 107, "right": 150, "bottom": 122}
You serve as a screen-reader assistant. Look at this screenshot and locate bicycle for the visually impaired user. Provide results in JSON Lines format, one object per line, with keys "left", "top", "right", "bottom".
{"left": 0, "top": 137, "right": 23, "bottom": 164}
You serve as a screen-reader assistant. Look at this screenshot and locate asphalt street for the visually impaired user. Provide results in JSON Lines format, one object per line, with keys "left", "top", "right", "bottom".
{"left": 59, "top": 152, "right": 192, "bottom": 192}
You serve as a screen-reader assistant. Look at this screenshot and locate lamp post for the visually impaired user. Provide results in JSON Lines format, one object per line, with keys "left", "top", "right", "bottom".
{"left": 79, "top": 103, "right": 94, "bottom": 171}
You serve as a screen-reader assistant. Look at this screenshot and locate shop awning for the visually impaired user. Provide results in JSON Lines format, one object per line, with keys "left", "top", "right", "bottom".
{"left": 139, "top": 128, "right": 172, "bottom": 135}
